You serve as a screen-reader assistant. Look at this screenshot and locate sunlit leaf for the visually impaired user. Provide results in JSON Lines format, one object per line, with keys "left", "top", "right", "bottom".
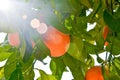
{"left": 38, "top": 70, "right": 57, "bottom": 80}
{"left": 0, "top": 67, "right": 4, "bottom": 79}
{"left": 4, "top": 53, "right": 17, "bottom": 80}
{"left": 50, "top": 57, "right": 66, "bottom": 80}
{"left": 68, "top": 36, "right": 87, "bottom": 62}
{"left": 63, "top": 54, "right": 85, "bottom": 80}
{"left": 22, "top": 55, "right": 35, "bottom": 80}
{"left": 0, "top": 45, "right": 12, "bottom": 61}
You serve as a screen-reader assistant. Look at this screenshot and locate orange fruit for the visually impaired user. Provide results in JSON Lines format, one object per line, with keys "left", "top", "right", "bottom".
{"left": 85, "top": 66, "right": 104, "bottom": 80}
{"left": 8, "top": 32, "right": 35, "bottom": 48}
{"left": 8, "top": 32, "right": 20, "bottom": 47}
{"left": 42, "top": 26, "right": 70, "bottom": 57}
{"left": 104, "top": 41, "right": 109, "bottom": 46}
{"left": 103, "top": 26, "right": 109, "bottom": 46}
{"left": 103, "top": 26, "right": 109, "bottom": 40}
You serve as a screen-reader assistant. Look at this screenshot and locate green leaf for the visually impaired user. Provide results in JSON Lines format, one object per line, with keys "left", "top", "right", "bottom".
{"left": 106, "top": 38, "right": 120, "bottom": 55}
{"left": 4, "top": 53, "right": 17, "bottom": 80}
{"left": 88, "top": 0, "right": 102, "bottom": 23}
{"left": 68, "top": 0, "right": 81, "bottom": 12}
{"left": 113, "top": 57, "right": 120, "bottom": 76}
{"left": 0, "top": 45, "right": 12, "bottom": 61}
{"left": 79, "top": 0, "right": 92, "bottom": 8}
{"left": 63, "top": 54, "right": 85, "bottom": 80}
{"left": 95, "top": 24, "right": 105, "bottom": 50}
{"left": 84, "top": 41, "right": 98, "bottom": 54}
{"left": 50, "top": 57, "right": 66, "bottom": 80}
{"left": 38, "top": 70, "right": 57, "bottom": 80}
{"left": 103, "top": 10, "right": 120, "bottom": 32}
{"left": 0, "top": 67, "right": 4, "bottom": 79}
{"left": 68, "top": 36, "right": 87, "bottom": 62}
{"left": 22, "top": 55, "right": 35, "bottom": 80}
{"left": 109, "top": 74, "right": 120, "bottom": 80}
{"left": 23, "top": 67, "right": 34, "bottom": 80}
{"left": 96, "top": 54, "right": 104, "bottom": 63}
{"left": 9, "top": 64, "right": 24, "bottom": 80}
{"left": 86, "top": 55, "right": 95, "bottom": 67}
{"left": 34, "top": 39, "right": 50, "bottom": 61}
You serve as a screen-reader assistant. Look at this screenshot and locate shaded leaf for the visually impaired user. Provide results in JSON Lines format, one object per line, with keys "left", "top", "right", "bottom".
{"left": 106, "top": 38, "right": 120, "bottom": 55}
{"left": 9, "top": 63, "right": 24, "bottom": 80}
{"left": 79, "top": 0, "right": 92, "bottom": 8}
{"left": 34, "top": 38, "right": 50, "bottom": 61}
{"left": 84, "top": 41, "right": 98, "bottom": 54}
{"left": 103, "top": 10, "right": 120, "bottom": 32}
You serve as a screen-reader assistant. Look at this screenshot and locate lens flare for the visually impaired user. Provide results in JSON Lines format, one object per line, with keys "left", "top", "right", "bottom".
{"left": 30, "top": 18, "right": 41, "bottom": 29}
{"left": 37, "top": 23, "right": 48, "bottom": 34}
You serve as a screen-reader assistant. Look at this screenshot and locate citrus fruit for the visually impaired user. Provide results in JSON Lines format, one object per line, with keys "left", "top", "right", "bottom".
{"left": 85, "top": 66, "right": 104, "bottom": 80}
{"left": 42, "top": 26, "right": 70, "bottom": 57}
{"left": 103, "top": 26, "right": 109, "bottom": 40}
{"left": 103, "top": 26, "right": 109, "bottom": 46}
{"left": 8, "top": 32, "right": 20, "bottom": 47}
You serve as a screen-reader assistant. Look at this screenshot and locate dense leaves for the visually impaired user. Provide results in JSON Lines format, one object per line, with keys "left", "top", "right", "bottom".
{"left": 0, "top": 0, "right": 120, "bottom": 80}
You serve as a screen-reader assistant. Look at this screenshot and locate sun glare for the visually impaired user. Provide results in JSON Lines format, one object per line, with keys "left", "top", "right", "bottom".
{"left": 0, "top": 0, "right": 11, "bottom": 11}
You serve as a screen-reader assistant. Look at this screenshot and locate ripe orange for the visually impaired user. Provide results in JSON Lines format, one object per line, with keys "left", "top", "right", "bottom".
{"left": 103, "top": 26, "right": 109, "bottom": 40}
{"left": 42, "top": 26, "right": 70, "bottom": 57}
{"left": 103, "top": 26, "right": 109, "bottom": 46}
{"left": 8, "top": 32, "right": 20, "bottom": 47}
{"left": 104, "top": 41, "right": 109, "bottom": 46}
{"left": 8, "top": 32, "right": 35, "bottom": 48}
{"left": 85, "top": 66, "right": 104, "bottom": 80}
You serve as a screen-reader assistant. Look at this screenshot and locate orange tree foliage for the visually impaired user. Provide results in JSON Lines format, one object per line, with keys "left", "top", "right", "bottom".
{"left": 0, "top": 0, "right": 120, "bottom": 80}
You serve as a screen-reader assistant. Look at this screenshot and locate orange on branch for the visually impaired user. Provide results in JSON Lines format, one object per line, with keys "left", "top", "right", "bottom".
{"left": 104, "top": 41, "right": 109, "bottom": 46}
{"left": 8, "top": 32, "right": 35, "bottom": 48}
{"left": 42, "top": 26, "right": 70, "bottom": 57}
{"left": 8, "top": 32, "right": 20, "bottom": 47}
{"left": 85, "top": 66, "right": 104, "bottom": 80}
{"left": 103, "top": 26, "right": 109, "bottom": 40}
{"left": 103, "top": 26, "right": 109, "bottom": 46}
